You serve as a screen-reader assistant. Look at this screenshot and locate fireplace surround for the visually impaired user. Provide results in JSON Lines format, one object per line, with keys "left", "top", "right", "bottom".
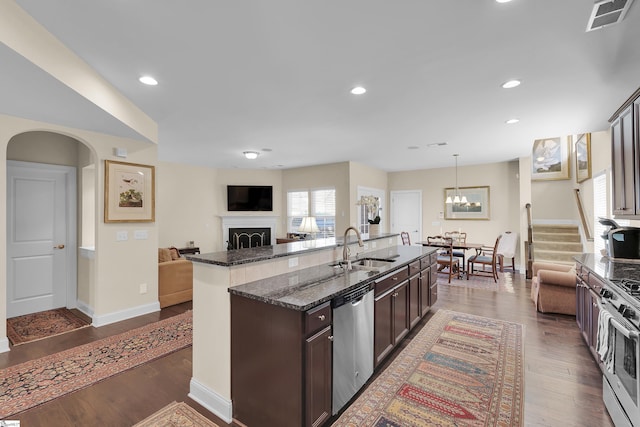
{"left": 221, "top": 216, "right": 277, "bottom": 250}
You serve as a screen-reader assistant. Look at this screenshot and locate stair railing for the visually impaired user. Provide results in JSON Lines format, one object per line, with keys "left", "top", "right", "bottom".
{"left": 574, "top": 189, "right": 593, "bottom": 242}
{"left": 525, "top": 203, "right": 534, "bottom": 279}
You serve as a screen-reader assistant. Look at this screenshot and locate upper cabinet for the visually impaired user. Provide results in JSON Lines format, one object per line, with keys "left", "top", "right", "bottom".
{"left": 610, "top": 88, "right": 640, "bottom": 218}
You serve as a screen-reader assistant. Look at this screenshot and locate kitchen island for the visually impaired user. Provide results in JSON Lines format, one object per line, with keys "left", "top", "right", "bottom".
{"left": 185, "top": 234, "right": 437, "bottom": 426}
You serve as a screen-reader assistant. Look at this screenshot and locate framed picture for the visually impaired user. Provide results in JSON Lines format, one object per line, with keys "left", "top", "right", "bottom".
{"left": 105, "top": 160, "right": 155, "bottom": 223}
{"left": 531, "top": 136, "right": 571, "bottom": 180}
{"left": 575, "top": 133, "right": 592, "bottom": 183}
{"left": 444, "top": 186, "right": 490, "bottom": 220}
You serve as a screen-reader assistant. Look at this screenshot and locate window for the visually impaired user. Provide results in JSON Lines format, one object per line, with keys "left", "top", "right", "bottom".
{"left": 287, "top": 188, "right": 336, "bottom": 238}
{"left": 593, "top": 171, "right": 609, "bottom": 254}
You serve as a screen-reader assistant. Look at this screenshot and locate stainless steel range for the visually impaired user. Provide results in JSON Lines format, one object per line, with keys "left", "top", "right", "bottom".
{"left": 598, "top": 277, "right": 640, "bottom": 427}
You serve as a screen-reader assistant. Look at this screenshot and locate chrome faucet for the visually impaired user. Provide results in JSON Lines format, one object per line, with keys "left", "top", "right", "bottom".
{"left": 342, "top": 226, "right": 364, "bottom": 269}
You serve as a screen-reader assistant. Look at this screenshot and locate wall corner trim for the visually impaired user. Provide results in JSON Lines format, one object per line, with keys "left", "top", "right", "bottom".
{"left": 188, "top": 378, "right": 233, "bottom": 423}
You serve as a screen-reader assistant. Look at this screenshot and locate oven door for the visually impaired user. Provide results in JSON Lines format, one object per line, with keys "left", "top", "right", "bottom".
{"left": 600, "top": 302, "right": 640, "bottom": 426}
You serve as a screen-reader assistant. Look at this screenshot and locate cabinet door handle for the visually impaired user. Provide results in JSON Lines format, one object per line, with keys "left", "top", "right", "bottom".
{"left": 328, "top": 335, "right": 334, "bottom": 341}
{"left": 318, "top": 314, "right": 326, "bottom": 321}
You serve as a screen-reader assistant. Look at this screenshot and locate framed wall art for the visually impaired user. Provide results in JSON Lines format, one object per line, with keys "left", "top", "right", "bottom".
{"left": 105, "top": 160, "right": 155, "bottom": 223}
{"left": 444, "top": 186, "right": 490, "bottom": 220}
{"left": 575, "top": 133, "right": 592, "bottom": 183}
{"left": 531, "top": 136, "right": 571, "bottom": 181}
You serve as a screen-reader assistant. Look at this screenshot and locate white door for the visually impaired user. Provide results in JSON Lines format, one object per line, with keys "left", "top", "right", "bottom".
{"left": 390, "top": 190, "right": 422, "bottom": 245}
{"left": 7, "top": 161, "right": 75, "bottom": 318}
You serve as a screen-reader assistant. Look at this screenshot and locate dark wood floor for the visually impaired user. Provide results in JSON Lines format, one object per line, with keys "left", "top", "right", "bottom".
{"left": 1, "top": 274, "right": 612, "bottom": 426}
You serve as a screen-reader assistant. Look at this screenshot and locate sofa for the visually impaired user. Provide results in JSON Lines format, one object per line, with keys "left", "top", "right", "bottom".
{"left": 158, "top": 247, "right": 193, "bottom": 308}
{"left": 530, "top": 261, "right": 576, "bottom": 315}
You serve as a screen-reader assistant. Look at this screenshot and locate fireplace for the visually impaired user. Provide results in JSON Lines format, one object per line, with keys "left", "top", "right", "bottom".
{"left": 229, "top": 227, "right": 271, "bottom": 250}
{"left": 221, "top": 216, "right": 277, "bottom": 250}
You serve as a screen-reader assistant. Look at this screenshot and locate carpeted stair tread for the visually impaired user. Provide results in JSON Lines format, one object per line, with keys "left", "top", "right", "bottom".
{"left": 532, "top": 223, "right": 582, "bottom": 265}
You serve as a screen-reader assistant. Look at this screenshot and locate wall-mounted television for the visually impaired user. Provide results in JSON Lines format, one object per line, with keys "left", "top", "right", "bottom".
{"left": 227, "top": 185, "right": 273, "bottom": 211}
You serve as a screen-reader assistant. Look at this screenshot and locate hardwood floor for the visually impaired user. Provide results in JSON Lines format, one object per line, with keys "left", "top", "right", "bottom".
{"left": 1, "top": 274, "right": 613, "bottom": 426}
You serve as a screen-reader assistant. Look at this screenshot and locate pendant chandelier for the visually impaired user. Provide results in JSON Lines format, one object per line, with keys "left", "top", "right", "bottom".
{"left": 445, "top": 154, "right": 468, "bottom": 205}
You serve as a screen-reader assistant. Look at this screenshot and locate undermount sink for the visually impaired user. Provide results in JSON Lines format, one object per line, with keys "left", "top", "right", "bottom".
{"left": 356, "top": 258, "right": 395, "bottom": 268}
{"left": 330, "top": 257, "right": 395, "bottom": 271}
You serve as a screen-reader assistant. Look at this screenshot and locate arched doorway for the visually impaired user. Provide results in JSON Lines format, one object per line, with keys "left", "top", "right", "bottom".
{"left": 6, "top": 131, "right": 94, "bottom": 318}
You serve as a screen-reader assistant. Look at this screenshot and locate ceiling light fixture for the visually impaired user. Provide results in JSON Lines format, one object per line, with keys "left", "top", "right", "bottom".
{"left": 445, "top": 154, "right": 468, "bottom": 205}
{"left": 139, "top": 75, "right": 158, "bottom": 86}
{"left": 506, "top": 118, "right": 520, "bottom": 124}
{"left": 351, "top": 86, "right": 367, "bottom": 95}
{"left": 496, "top": 0, "right": 513, "bottom": 3}
{"left": 243, "top": 151, "right": 259, "bottom": 160}
{"left": 502, "top": 79, "right": 521, "bottom": 89}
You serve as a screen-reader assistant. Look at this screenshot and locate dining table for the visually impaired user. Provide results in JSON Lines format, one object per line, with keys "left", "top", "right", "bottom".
{"left": 418, "top": 239, "right": 485, "bottom": 275}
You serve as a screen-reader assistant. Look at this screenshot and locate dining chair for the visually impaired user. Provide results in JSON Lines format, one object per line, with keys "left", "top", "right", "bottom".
{"left": 467, "top": 234, "right": 502, "bottom": 282}
{"left": 496, "top": 231, "right": 517, "bottom": 272}
{"left": 428, "top": 236, "right": 460, "bottom": 283}
{"left": 400, "top": 231, "right": 411, "bottom": 245}
{"left": 444, "top": 230, "right": 467, "bottom": 269}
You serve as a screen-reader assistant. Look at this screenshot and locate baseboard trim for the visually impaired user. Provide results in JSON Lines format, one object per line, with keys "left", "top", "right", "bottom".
{"left": 91, "top": 301, "right": 160, "bottom": 327}
{"left": 75, "top": 300, "right": 94, "bottom": 320}
{"left": 188, "top": 378, "right": 233, "bottom": 423}
{"left": 0, "top": 337, "right": 10, "bottom": 353}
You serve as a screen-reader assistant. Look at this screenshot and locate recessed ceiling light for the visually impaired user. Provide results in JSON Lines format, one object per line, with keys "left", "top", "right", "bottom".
{"left": 496, "top": 0, "right": 513, "bottom": 3}
{"left": 501, "top": 79, "right": 521, "bottom": 89}
{"left": 506, "top": 118, "right": 520, "bottom": 124}
{"left": 243, "top": 151, "right": 259, "bottom": 160}
{"left": 351, "top": 86, "right": 367, "bottom": 95}
{"left": 139, "top": 75, "right": 158, "bottom": 86}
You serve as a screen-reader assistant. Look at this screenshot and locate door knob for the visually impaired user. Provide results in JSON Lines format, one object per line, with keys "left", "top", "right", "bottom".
{"left": 54, "top": 244, "right": 65, "bottom": 249}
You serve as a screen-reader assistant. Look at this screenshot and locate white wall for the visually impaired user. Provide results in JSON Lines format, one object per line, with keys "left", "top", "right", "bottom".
{"left": 0, "top": 114, "right": 160, "bottom": 337}
{"left": 389, "top": 160, "right": 521, "bottom": 264}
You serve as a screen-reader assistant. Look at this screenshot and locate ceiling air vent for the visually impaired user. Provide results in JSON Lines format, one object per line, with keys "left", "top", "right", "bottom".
{"left": 586, "top": 0, "right": 635, "bottom": 31}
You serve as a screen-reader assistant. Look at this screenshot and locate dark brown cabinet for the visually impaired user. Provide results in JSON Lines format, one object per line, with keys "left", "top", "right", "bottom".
{"left": 575, "top": 262, "right": 604, "bottom": 363}
{"left": 374, "top": 280, "right": 408, "bottom": 367}
{"left": 305, "top": 325, "right": 332, "bottom": 427}
{"left": 610, "top": 87, "right": 640, "bottom": 218}
{"left": 374, "top": 254, "right": 437, "bottom": 367}
{"left": 231, "top": 296, "right": 332, "bottom": 427}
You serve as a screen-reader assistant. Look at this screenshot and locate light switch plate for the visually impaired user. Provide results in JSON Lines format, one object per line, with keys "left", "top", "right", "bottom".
{"left": 134, "top": 230, "right": 148, "bottom": 240}
{"left": 289, "top": 257, "right": 298, "bottom": 268}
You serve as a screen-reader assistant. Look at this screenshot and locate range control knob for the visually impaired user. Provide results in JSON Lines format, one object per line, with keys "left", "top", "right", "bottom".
{"left": 618, "top": 304, "right": 627, "bottom": 314}
{"left": 600, "top": 289, "right": 613, "bottom": 299}
{"left": 622, "top": 307, "right": 636, "bottom": 319}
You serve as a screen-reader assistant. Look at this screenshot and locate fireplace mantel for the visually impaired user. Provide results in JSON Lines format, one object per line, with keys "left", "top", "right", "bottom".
{"left": 221, "top": 216, "right": 278, "bottom": 247}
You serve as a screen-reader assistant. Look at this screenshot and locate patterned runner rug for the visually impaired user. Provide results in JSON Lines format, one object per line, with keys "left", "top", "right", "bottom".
{"left": 0, "top": 311, "right": 192, "bottom": 418}
{"left": 7, "top": 308, "right": 91, "bottom": 346}
{"left": 333, "top": 309, "right": 524, "bottom": 427}
{"left": 133, "top": 401, "right": 219, "bottom": 427}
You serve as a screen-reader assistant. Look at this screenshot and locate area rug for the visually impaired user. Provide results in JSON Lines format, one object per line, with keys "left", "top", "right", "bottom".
{"left": 444, "top": 272, "right": 516, "bottom": 293}
{"left": 0, "top": 311, "right": 192, "bottom": 418}
{"left": 332, "top": 309, "right": 524, "bottom": 427}
{"left": 133, "top": 401, "right": 219, "bottom": 427}
{"left": 6, "top": 308, "right": 91, "bottom": 346}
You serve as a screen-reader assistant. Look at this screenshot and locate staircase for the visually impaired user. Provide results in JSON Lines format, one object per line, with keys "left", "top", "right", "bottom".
{"left": 532, "top": 224, "right": 583, "bottom": 266}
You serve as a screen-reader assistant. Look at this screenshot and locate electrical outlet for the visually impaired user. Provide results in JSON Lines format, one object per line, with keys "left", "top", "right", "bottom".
{"left": 288, "top": 257, "right": 298, "bottom": 268}
{"left": 139, "top": 283, "right": 148, "bottom": 294}
{"left": 372, "top": 241, "right": 377, "bottom": 248}
{"left": 116, "top": 231, "right": 128, "bottom": 241}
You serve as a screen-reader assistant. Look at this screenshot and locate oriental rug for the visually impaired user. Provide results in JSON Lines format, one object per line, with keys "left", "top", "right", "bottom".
{"left": 0, "top": 311, "right": 192, "bottom": 418}
{"left": 6, "top": 308, "right": 91, "bottom": 346}
{"left": 133, "top": 401, "right": 219, "bottom": 427}
{"left": 332, "top": 309, "right": 524, "bottom": 427}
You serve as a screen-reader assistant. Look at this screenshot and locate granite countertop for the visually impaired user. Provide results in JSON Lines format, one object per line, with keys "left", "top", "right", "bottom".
{"left": 229, "top": 245, "right": 437, "bottom": 311}
{"left": 187, "top": 233, "right": 398, "bottom": 267}
{"left": 574, "top": 253, "right": 640, "bottom": 282}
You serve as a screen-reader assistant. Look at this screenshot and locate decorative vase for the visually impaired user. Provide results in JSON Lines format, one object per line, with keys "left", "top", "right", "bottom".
{"left": 369, "top": 224, "right": 380, "bottom": 235}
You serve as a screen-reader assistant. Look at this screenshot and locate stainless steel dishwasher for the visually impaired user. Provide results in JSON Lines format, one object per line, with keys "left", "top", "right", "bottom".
{"left": 332, "top": 282, "right": 374, "bottom": 415}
